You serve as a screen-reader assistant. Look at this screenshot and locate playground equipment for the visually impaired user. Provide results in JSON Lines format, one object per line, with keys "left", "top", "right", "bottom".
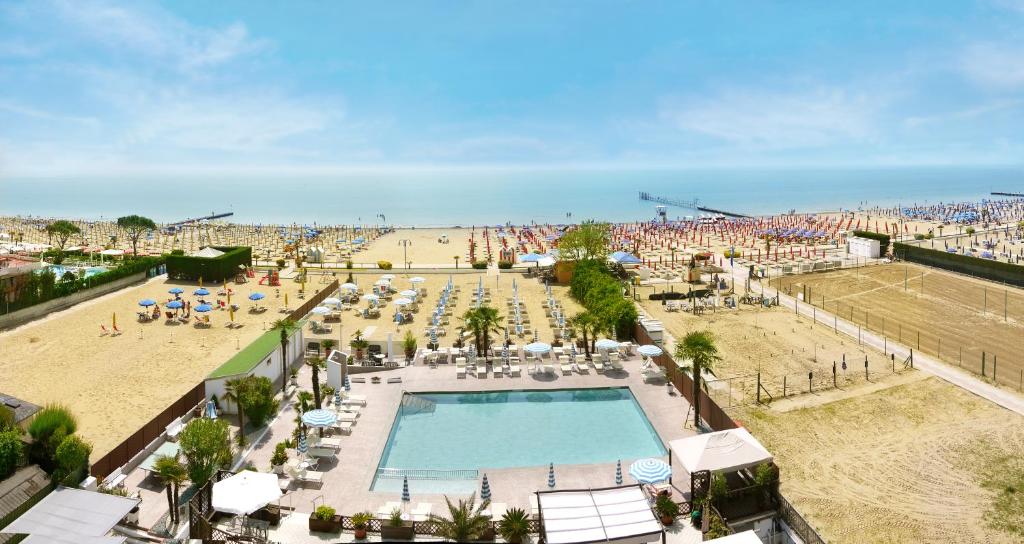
{"left": 259, "top": 270, "right": 281, "bottom": 286}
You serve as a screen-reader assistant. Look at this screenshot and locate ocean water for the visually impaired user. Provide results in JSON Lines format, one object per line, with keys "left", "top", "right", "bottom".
{"left": 1, "top": 167, "right": 1020, "bottom": 226}
{"left": 371, "top": 387, "right": 666, "bottom": 493}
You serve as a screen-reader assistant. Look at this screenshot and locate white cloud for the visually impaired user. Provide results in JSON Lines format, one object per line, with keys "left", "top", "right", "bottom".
{"left": 658, "top": 87, "right": 882, "bottom": 148}
{"left": 0, "top": 100, "right": 99, "bottom": 126}
{"left": 959, "top": 42, "right": 1024, "bottom": 89}
{"left": 903, "top": 99, "right": 1024, "bottom": 127}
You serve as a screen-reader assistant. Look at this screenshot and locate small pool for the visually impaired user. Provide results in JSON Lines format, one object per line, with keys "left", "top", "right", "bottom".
{"left": 371, "top": 387, "right": 667, "bottom": 493}
{"left": 39, "top": 265, "right": 108, "bottom": 279}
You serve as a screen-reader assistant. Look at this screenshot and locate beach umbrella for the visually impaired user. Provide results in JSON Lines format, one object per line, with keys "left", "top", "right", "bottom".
{"left": 399, "top": 289, "right": 418, "bottom": 298}
{"left": 480, "top": 474, "right": 492, "bottom": 501}
{"left": 297, "top": 431, "right": 308, "bottom": 455}
{"left": 547, "top": 463, "right": 556, "bottom": 488}
{"left": 195, "top": 304, "right": 213, "bottom": 313}
{"left": 595, "top": 339, "right": 620, "bottom": 350}
{"left": 410, "top": 277, "right": 425, "bottom": 284}
{"left": 637, "top": 345, "right": 664, "bottom": 357}
{"left": 248, "top": 292, "right": 265, "bottom": 301}
{"left": 629, "top": 458, "right": 672, "bottom": 484}
{"left": 361, "top": 293, "right": 380, "bottom": 302}
{"left": 205, "top": 400, "right": 218, "bottom": 419}
{"left": 501, "top": 345, "right": 509, "bottom": 362}
{"left": 322, "top": 297, "right": 341, "bottom": 306}
{"left": 570, "top": 343, "right": 577, "bottom": 358}
{"left": 334, "top": 388, "right": 342, "bottom": 407}
{"left": 112, "top": 312, "right": 117, "bottom": 329}
{"left": 430, "top": 328, "right": 438, "bottom": 347}
{"left": 519, "top": 253, "right": 544, "bottom": 263}
{"left": 311, "top": 306, "right": 331, "bottom": 315}
{"left": 301, "top": 409, "right": 337, "bottom": 428}
{"left": 504, "top": 327, "right": 510, "bottom": 344}
{"left": 168, "top": 287, "right": 184, "bottom": 295}
{"left": 341, "top": 283, "right": 358, "bottom": 292}
{"left": 212, "top": 471, "right": 283, "bottom": 516}
{"left": 402, "top": 476, "right": 411, "bottom": 504}
{"left": 525, "top": 342, "right": 551, "bottom": 355}
{"left": 381, "top": 274, "right": 396, "bottom": 280}
{"left": 138, "top": 298, "right": 156, "bottom": 307}
{"left": 166, "top": 300, "right": 183, "bottom": 309}
{"left": 615, "top": 460, "right": 623, "bottom": 485}
{"left": 374, "top": 279, "right": 391, "bottom": 287}
{"left": 393, "top": 297, "right": 413, "bottom": 306}
{"left": 194, "top": 288, "right": 210, "bottom": 296}
{"left": 344, "top": 374, "right": 351, "bottom": 392}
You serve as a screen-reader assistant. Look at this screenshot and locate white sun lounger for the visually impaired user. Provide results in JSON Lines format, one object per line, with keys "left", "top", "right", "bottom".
{"left": 307, "top": 446, "right": 336, "bottom": 459}
{"left": 317, "top": 437, "right": 342, "bottom": 449}
{"left": 457, "top": 365, "right": 467, "bottom": 378}
{"left": 592, "top": 360, "right": 605, "bottom": 373}
{"left": 288, "top": 467, "right": 324, "bottom": 488}
{"left": 560, "top": 363, "right": 573, "bottom": 375}
{"left": 332, "top": 421, "right": 354, "bottom": 435}
{"left": 342, "top": 395, "right": 367, "bottom": 406}
{"left": 475, "top": 365, "right": 487, "bottom": 378}
{"left": 376, "top": 501, "right": 403, "bottom": 518}
{"left": 164, "top": 417, "right": 185, "bottom": 441}
{"left": 510, "top": 364, "right": 521, "bottom": 377}
{"left": 337, "top": 413, "right": 358, "bottom": 423}
{"left": 411, "top": 502, "right": 433, "bottom": 521}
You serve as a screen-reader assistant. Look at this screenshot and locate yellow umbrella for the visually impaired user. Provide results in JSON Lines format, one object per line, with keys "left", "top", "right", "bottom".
{"left": 284, "top": 293, "right": 289, "bottom": 307}
{"left": 198, "top": 276, "right": 203, "bottom": 287}
{"left": 301, "top": 268, "right": 306, "bottom": 292}
{"left": 112, "top": 312, "right": 117, "bottom": 329}
{"left": 229, "top": 306, "right": 235, "bottom": 323}
{"left": 227, "top": 290, "right": 231, "bottom": 305}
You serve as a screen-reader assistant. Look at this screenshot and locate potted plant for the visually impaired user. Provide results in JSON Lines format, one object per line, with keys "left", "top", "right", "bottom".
{"left": 381, "top": 507, "right": 414, "bottom": 540}
{"left": 753, "top": 462, "right": 779, "bottom": 509}
{"left": 289, "top": 368, "right": 299, "bottom": 386}
{"left": 402, "top": 330, "right": 417, "bottom": 362}
{"left": 350, "top": 330, "right": 369, "bottom": 362}
{"left": 655, "top": 494, "right": 680, "bottom": 526}
{"left": 351, "top": 511, "right": 373, "bottom": 540}
{"left": 497, "top": 507, "right": 530, "bottom": 544}
{"left": 309, "top": 505, "right": 341, "bottom": 532}
{"left": 270, "top": 442, "right": 288, "bottom": 474}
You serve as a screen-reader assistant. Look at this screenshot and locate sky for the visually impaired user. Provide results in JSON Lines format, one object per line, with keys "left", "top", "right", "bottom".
{"left": 1, "top": 0, "right": 1024, "bottom": 178}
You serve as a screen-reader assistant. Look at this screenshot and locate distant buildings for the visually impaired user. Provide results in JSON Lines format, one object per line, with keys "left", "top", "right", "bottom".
{"left": 0, "top": 256, "right": 42, "bottom": 304}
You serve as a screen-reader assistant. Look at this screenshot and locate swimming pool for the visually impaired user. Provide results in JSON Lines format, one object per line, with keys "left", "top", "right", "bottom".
{"left": 372, "top": 387, "right": 667, "bottom": 492}
{"left": 38, "top": 264, "right": 108, "bottom": 279}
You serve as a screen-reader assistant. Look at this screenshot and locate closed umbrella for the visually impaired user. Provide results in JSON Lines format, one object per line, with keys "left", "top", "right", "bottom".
{"left": 334, "top": 389, "right": 342, "bottom": 408}
{"left": 615, "top": 460, "right": 623, "bottom": 485}
{"left": 205, "top": 400, "right": 218, "bottom": 419}
{"left": 629, "top": 458, "right": 672, "bottom": 484}
{"left": 402, "top": 476, "right": 411, "bottom": 505}
{"left": 297, "top": 431, "right": 308, "bottom": 456}
{"left": 547, "top": 463, "right": 556, "bottom": 488}
{"left": 343, "top": 374, "right": 351, "bottom": 392}
{"left": 481, "top": 474, "right": 492, "bottom": 500}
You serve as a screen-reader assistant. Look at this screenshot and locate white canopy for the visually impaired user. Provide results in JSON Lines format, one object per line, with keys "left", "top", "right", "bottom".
{"left": 1, "top": 486, "right": 137, "bottom": 543}
{"left": 191, "top": 246, "right": 225, "bottom": 258}
{"left": 98, "top": 249, "right": 124, "bottom": 256}
{"left": 538, "top": 485, "right": 663, "bottom": 544}
{"left": 668, "top": 428, "right": 772, "bottom": 474}
{"left": 705, "top": 530, "right": 763, "bottom": 543}
{"left": 212, "top": 471, "right": 283, "bottom": 515}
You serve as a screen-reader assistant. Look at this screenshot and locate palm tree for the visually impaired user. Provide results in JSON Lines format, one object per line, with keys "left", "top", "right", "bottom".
{"left": 321, "top": 338, "right": 336, "bottom": 356}
{"left": 427, "top": 493, "right": 492, "bottom": 542}
{"left": 568, "top": 311, "right": 602, "bottom": 359}
{"left": 222, "top": 377, "right": 248, "bottom": 446}
{"left": 270, "top": 319, "right": 296, "bottom": 395}
{"left": 307, "top": 356, "right": 325, "bottom": 408}
{"left": 153, "top": 454, "right": 188, "bottom": 525}
{"left": 674, "top": 331, "right": 722, "bottom": 429}
{"left": 460, "top": 306, "right": 503, "bottom": 362}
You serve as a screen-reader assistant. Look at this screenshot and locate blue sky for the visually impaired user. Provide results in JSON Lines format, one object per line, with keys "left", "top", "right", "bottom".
{"left": 2, "top": 0, "right": 1024, "bottom": 178}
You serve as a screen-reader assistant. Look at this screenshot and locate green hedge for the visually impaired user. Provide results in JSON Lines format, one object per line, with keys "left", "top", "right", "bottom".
{"left": 852, "top": 230, "right": 891, "bottom": 255}
{"left": 894, "top": 242, "right": 1024, "bottom": 287}
{"left": 569, "top": 260, "right": 638, "bottom": 338}
{"left": 166, "top": 246, "right": 251, "bottom": 282}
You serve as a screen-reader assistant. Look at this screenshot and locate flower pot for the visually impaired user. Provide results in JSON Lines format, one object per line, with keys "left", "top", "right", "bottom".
{"left": 354, "top": 527, "right": 368, "bottom": 539}
{"left": 308, "top": 513, "right": 342, "bottom": 533}
{"left": 381, "top": 523, "right": 414, "bottom": 540}
{"left": 271, "top": 464, "right": 284, "bottom": 475}
{"left": 661, "top": 514, "right": 674, "bottom": 526}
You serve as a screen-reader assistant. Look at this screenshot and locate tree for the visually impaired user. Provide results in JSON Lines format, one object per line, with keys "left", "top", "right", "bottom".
{"left": 427, "top": 493, "right": 492, "bottom": 542}
{"left": 0, "top": 429, "right": 25, "bottom": 479}
{"left": 568, "top": 311, "right": 603, "bottom": 358}
{"left": 307, "top": 356, "right": 325, "bottom": 409}
{"left": 222, "top": 378, "right": 248, "bottom": 446}
{"left": 558, "top": 221, "right": 610, "bottom": 262}
{"left": 53, "top": 434, "right": 92, "bottom": 485}
{"left": 270, "top": 319, "right": 297, "bottom": 395}
{"left": 236, "top": 377, "right": 277, "bottom": 428}
{"left": 178, "top": 418, "right": 231, "bottom": 485}
{"left": 674, "top": 331, "right": 722, "bottom": 429}
{"left": 321, "top": 338, "right": 336, "bottom": 355}
{"left": 459, "top": 306, "right": 503, "bottom": 362}
{"left": 153, "top": 454, "right": 188, "bottom": 525}
{"left": 45, "top": 220, "right": 81, "bottom": 258}
{"left": 117, "top": 215, "right": 157, "bottom": 257}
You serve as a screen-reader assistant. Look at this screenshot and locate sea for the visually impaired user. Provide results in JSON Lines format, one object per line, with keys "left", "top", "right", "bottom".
{"left": 1, "top": 167, "right": 1020, "bottom": 226}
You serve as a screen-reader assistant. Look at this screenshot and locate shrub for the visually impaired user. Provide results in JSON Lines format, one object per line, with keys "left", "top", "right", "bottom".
{"left": 270, "top": 442, "right": 289, "bottom": 467}
{"left": 471, "top": 261, "right": 488, "bottom": 269}
{"left": 569, "top": 260, "right": 637, "bottom": 338}
{"left": 179, "top": 418, "right": 232, "bottom": 485}
{"left": 377, "top": 260, "right": 393, "bottom": 270}
{"left": 852, "top": 230, "right": 891, "bottom": 255}
{"left": 0, "top": 407, "right": 15, "bottom": 432}
{"left": 389, "top": 507, "right": 405, "bottom": 526}
{"left": 723, "top": 248, "right": 742, "bottom": 258}
{"left": 497, "top": 260, "right": 513, "bottom": 269}
{"left": 351, "top": 511, "right": 373, "bottom": 529}
{"left": 165, "top": 246, "right": 252, "bottom": 282}
{"left": 314, "top": 505, "right": 336, "bottom": 521}
{"left": 895, "top": 242, "right": 1024, "bottom": 287}
{"left": 275, "top": 258, "right": 286, "bottom": 269}
{"left": 402, "top": 330, "right": 417, "bottom": 358}
{"left": 53, "top": 434, "right": 92, "bottom": 485}
{"left": 27, "top": 405, "right": 78, "bottom": 470}
{"left": 237, "top": 376, "right": 279, "bottom": 427}
{"left": 965, "top": 227, "right": 976, "bottom": 235}
{"left": 655, "top": 494, "right": 680, "bottom": 519}
{"left": 914, "top": 233, "right": 925, "bottom": 240}
{"left": 170, "top": 249, "right": 185, "bottom": 256}
{"left": 0, "top": 430, "right": 25, "bottom": 479}
{"left": 498, "top": 507, "right": 530, "bottom": 543}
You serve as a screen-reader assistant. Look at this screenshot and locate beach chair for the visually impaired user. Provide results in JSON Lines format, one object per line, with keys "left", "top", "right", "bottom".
{"left": 560, "top": 362, "right": 573, "bottom": 375}
{"left": 543, "top": 363, "right": 555, "bottom": 375}
{"left": 411, "top": 503, "right": 433, "bottom": 521}
{"left": 317, "top": 436, "right": 342, "bottom": 449}
{"left": 342, "top": 395, "right": 367, "bottom": 406}
{"left": 475, "top": 365, "right": 487, "bottom": 378}
{"left": 592, "top": 360, "right": 606, "bottom": 374}
{"left": 456, "top": 363, "right": 467, "bottom": 379}
{"left": 112, "top": 324, "right": 122, "bottom": 335}
{"left": 288, "top": 467, "right": 324, "bottom": 488}
{"left": 99, "top": 325, "right": 110, "bottom": 336}
{"left": 165, "top": 417, "right": 185, "bottom": 441}
{"left": 510, "top": 364, "right": 521, "bottom": 377}
{"left": 642, "top": 365, "right": 667, "bottom": 383}
{"left": 306, "top": 446, "right": 336, "bottom": 459}
{"left": 331, "top": 421, "right": 354, "bottom": 435}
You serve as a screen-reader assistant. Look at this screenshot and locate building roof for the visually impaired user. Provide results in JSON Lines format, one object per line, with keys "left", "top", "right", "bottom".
{"left": 207, "top": 319, "right": 306, "bottom": 379}
{"left": 0, "top": 486, "right": 137, "bottom": 544}
{"left": 0, "top": 394, "right": 41, "bottom": 425}
{"left": 0, "top": 466, "right": 50, "bottom": 524}
{"left": 668, "top": 428, "right": 773, "bottom": 474}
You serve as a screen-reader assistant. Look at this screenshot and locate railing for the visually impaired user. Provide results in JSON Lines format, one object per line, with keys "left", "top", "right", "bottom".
{"left": 775, "top": 491, "right": 828, "bottom": 544}
{"left": 375, "top": 467, "right": 480, "bottom": 480}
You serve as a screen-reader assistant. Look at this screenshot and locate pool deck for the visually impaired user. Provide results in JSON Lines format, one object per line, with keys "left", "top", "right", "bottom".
{"left": 237, "top": 354, "right": 699, "bottom": 537}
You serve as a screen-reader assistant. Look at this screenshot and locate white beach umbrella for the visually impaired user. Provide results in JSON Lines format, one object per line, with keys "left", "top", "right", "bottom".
{"left": 341, "top": 283, "right": 358, "bottom": 291}
{"left": 595, "top": 339, "right": 621, "bottom": 350}
{"left": 322, "top": 297, "right": 341, "bottom": 306}
{"left": 410, "top": 277, "right": 426, "bottom": 284}
{"left": 361, "top": 293, "right": 380, "bottom": 302}
{"left": 637, "top": 345, "right": 664, "bottom": 357}
{"left": 381, "top": 274, "right": 396, "bottom": 280}
{"left": 393, "top": 297, "right": 413, "bottom": 306}
{"left": 524, "top": 342, "right": 552, "bottom": 355}
{"left": 399, "top": 289, "right": 418, "bottom": 298}
{"left": 311, "top": 306, "right": 331, "bottom": 315}
{"left": 212, "top": 471, "right": 283, "bottom": 516}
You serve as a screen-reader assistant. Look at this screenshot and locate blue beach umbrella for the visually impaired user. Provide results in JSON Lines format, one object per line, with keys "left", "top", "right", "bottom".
{"left": 402, "top": 476, "right": 411, "bottom": 504}
{"left": 204, "top": 400, "right": 218, "bottom": 419}
{"left": 629, "top": 458, "right": 672, "bottom": 484}
{"left": 195, "top": 304, "right": 213, "bottom": 313}
{"left": 481, "top": 474, "right": 492, "bottom": 500}
{"left": 547, "top": 463, "right": 556, "bottom": 488}
{"left": 248, "top": 292, "right": 266, "bottom": 301}
{"left": 301, "top": 409, "right": 337, "bottom": 428}
{"left": 166, "top": 300, "right": 183, "bottom": 309}
{"left": 297, "top": 431, "right": 307, "bottom": 455}
{"left": 138, "top": 299, "right": 156, "bottom": 307}
{"left": 168, "top": 287, "right": 184, "bottom": 295}
{"left": 194, "top": 288, "right": 210, "bottom": 296}
{"left": 334, "top": 389, "right": 342, "bottom": 407}
{"left": 343, "top": 374, "right": 351, "bottom": 392}
{"left": 615, "top": 460, "right": 623, "bottom": 485}
{"left": 430, "top": 328, "right": 438, "bottom": 347}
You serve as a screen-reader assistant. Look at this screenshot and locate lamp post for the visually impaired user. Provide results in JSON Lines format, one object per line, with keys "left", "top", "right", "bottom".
{"left": 398, "top": 239, "right": 412, "bottom": 269}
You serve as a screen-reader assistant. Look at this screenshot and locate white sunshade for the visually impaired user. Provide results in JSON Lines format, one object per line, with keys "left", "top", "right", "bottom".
{"left": 212, "top": 471, "right": 283, "bottom": 516}
{"left": 1, "top": 486, "right": 138, "bottom": 543}
{"left": 191, "top": 246, "right": 225, "bottom": 258}
{"left": 668, "top": 428, "right": 772, "bottom": 474}
{"left": 538, "top": 485, "right": 662, "bottom": 544}
{"left": 705, "top": 530, "right": 763, "bottom": 544}
{"left": 99, "top": 249, "right": 124, "bottom": 256}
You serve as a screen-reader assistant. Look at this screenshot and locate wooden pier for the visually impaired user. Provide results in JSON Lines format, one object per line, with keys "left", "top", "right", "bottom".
{"left": 638, "top": 192, "right": 750, "bottom": 218}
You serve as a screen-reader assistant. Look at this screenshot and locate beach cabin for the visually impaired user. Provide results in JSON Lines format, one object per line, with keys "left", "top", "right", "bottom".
{"left": 847, "top": 236, "right": 880, "bottom": 259}
{"left": 204, "top": 320, "right": 306, "bottom": 413}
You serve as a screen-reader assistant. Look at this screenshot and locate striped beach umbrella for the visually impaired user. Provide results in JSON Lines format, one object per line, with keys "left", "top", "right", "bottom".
{"left": 344, "top": 374, "right": 351, "bottom": 392}
{"left": 629, "top": 458, "right": 672, "bottom": 484}
{"left": 615, "top": 460, "right": 623, "bottom": 485}
{"left": 501, "top": 345, "right": 509, "bottom": 363}
{"left": 570, "top": 343, "right": 577, "bottom": 358}
{"left": 504, "top": 327, "right": 510, "bottom": 344}
{"left": 301, "top": 409, "right": 337, "bottom": 428}
{"left": 430, "top": 328, "right": 438, "bottom": 347}
{"left": 297, "top": 431, "right": 308, "bottom": 455}
{"left": 334, "top": 388, "right": 342, "bottom": 407}
{"left": 481, "top": 474, "right": 492, "bottom": 500}
{"left": 547, "top": 463, "right": 556, "bottom": 488}
{"left": 402, "top": 476, "right": 411, "bottom": 504}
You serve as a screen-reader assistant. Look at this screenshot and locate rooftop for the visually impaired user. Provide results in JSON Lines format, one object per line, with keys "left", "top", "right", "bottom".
{"left": 0, "top": 393, "right": 41, "bottom": 425}
{"left": 208, "top": 318, "right": 307, "bottom": 379}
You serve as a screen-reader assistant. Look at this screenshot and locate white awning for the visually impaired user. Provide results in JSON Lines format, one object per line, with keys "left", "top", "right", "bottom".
{"left": 538, "top": 485, "right": 663, "bottom": 544}
{"left": 191, "top": 246, "right": 225, "bottom": 258}
{"left": 705, "top": 530, "right": 763, "bottom": 543}
{"left": 668, "top": 428, "right": 772, "bottom": 474}
{"left": 0, "top": 486, "right": 138, "bottom": 543}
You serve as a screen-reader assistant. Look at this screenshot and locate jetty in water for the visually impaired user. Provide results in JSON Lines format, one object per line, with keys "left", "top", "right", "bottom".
{"left": 638, "top": 191, "right": 750, "bottom": 218}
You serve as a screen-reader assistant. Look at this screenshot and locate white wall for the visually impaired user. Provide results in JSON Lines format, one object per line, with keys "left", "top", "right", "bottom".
{"left": 847, "top": 237, "right": 880, "bottom": 259}
{"left": 205, "top": 325, "right": 305, "bottom": 415}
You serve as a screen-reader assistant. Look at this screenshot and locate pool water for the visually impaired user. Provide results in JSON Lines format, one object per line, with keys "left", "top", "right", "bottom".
{"left": 39, "top": 265, "right": 108, "bottom": 279}
{"left": 371, "top": 387, "right": 667, "bottom": 492}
